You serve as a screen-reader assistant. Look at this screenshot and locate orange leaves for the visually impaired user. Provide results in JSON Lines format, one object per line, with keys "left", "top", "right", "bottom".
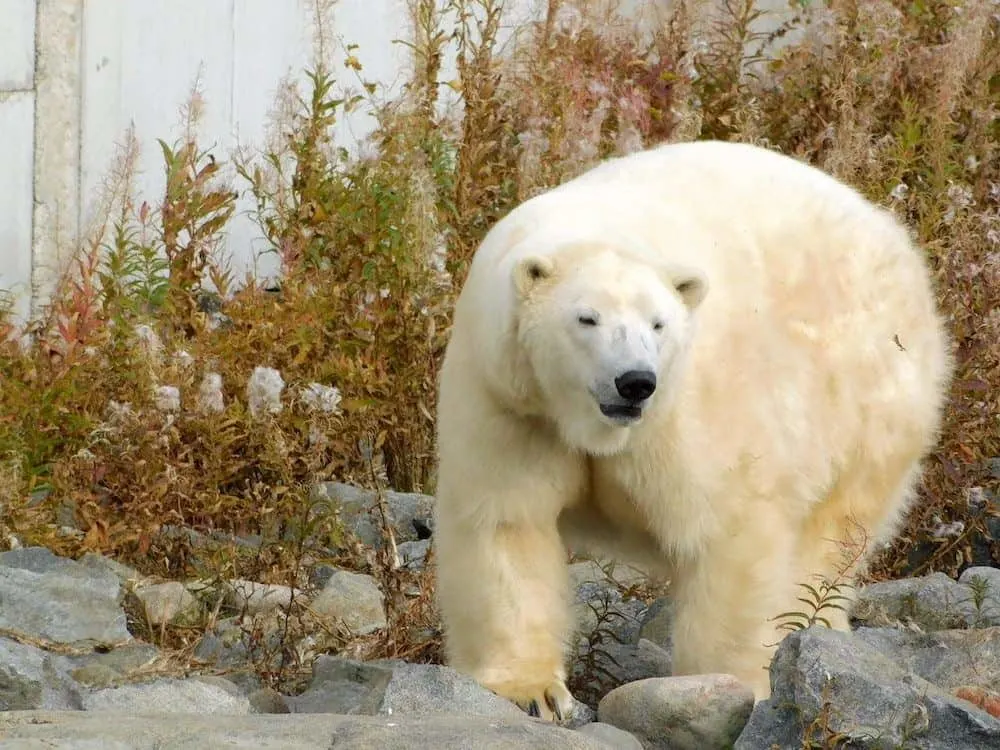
{"left": 955, "top": 686, "right": 1000, "bottom": 719}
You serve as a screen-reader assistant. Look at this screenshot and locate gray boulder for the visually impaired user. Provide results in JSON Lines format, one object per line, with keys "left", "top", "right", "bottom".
{"left": 397, "top": 540, "right": 431, "bottom": 570}
{"left": 0, "top": 710, "right": 615, "bottom": 749}
{"left": 289, "top": 656, "right": 522, "bottom": 719}
{"left": 638, "top": 596, "right": 675, "bottom": 647}
{"left": 571, "top": 637, "right": 672, "bottom": 708}
{"left": 854, "top": 626, "right": 1000, "bottom": 691}
{"left": 958, "top": 567, "right": 1000, "bottom": 626}
{"left": 310, "top": 571, "right": 387, "bottom": 635}
{"left": 288, "top": 657, "right": 395, "bottom": 714}
{"left": 735, "top": 627, "right": 1000, "bottom": 749}
{"left": 577, "top": 721, "right": 645, "bottom": 749}
{"left": 357, "top": 662, "right": 528, "bottom": 718}
{"left": 852, "top": 572, "right": 980, "bottom": 630}
{"left": 130, "top": 581, "right": 204, "bottom": 626}
{"left": 599, "top": 674, "right": 755, "bottom": 749}
{"left": 0, "top": 638, "right": 81, "bottom": 711}
{"left": 311, "top": 482, "right": 434, "bottom": 547}
{"left": 58, "top": 642, "right": 161, "bottom": 689}
{"left": 80, "top": 676, "right": 252, "bottom": 714}
{"left": 0, "top": 547, "right": 130, "bottom": 644}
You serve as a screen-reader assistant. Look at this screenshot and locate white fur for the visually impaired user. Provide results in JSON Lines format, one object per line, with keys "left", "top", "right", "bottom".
{"left": 432, "top": 140, "right": 953, "bottom": 717}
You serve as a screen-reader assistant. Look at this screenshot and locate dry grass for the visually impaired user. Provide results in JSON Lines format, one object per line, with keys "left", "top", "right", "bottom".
{"left": 0, "top": 0, "right": 997, "bottom": 685}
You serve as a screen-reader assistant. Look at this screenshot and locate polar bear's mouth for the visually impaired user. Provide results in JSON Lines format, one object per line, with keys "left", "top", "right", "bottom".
{"left": 599, "top": 403, "right": 643, "bottom": 422}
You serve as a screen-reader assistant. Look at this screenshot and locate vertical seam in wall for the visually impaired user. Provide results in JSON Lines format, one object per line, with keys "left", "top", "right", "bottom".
{"left": 230, "top": 0, "right": 238, "bottom": 148}
{"left": 29, "top": 0, "right": 41, "bottom": 316}
{"left": 76, "top": 0, "right": 87, "bottom": 244}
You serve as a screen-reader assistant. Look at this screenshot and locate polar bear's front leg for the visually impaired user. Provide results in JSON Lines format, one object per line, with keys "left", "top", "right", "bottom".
{"left": 667, "top": 506, "right": 798, "bottom": 701}
{"left": 435, "top": 513, "right": 576, "bottom": 720}
{"left": 432, "top": 384, "right": 585, "bottom": 722}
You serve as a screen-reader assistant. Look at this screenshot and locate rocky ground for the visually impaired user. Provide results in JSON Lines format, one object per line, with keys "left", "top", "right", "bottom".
{"left": 0, "top": 482, "right": 999, "bottom": 749}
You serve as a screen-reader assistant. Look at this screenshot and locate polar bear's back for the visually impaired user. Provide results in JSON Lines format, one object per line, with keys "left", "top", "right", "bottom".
{"left": 483, "top": 140, "right": 944, "bottom": 363}
{"left": 459, "top": 141, "right": 950, "bottom": 454}
{"left": 581, "top": 141, "right": 950, "bottom": 512}
{"left": 524, "top": 141, "right": 951, "bottom": 514}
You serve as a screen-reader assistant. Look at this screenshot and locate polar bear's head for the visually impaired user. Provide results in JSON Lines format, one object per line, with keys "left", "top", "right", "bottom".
{"left": 512, "top": 242, "right": 707, "bottom": 455}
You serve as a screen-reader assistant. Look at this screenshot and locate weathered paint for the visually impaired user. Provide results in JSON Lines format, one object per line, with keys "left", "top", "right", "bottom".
{"left": 0, "top": 91, "right": 35, "bottom": 324}
{"left": 0, "top": 0, "right": 37, "bottom": 90}
{"left": 0, "top": 0, "right": 38, "bottom": 325}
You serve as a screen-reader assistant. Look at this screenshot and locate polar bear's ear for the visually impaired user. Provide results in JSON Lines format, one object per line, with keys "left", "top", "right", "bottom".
{"left": 513, "top": 255, "right": 556, "bottom": 298}
{"left": 667, "top": 266, "right": 709, "bottom": 310}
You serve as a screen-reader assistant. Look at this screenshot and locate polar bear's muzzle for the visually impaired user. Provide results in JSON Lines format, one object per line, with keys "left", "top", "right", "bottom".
{"left": 595, "top": 368, "right": 656, "bottom": 425}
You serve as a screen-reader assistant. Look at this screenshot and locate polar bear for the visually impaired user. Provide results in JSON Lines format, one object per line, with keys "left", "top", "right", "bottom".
{"left": 432, "top": 139, "right": 952, "bottom": 720}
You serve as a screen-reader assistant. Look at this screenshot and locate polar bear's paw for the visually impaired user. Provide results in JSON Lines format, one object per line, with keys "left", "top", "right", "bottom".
{"left": 488, "top": 676, "right": 575, "bottom": 722}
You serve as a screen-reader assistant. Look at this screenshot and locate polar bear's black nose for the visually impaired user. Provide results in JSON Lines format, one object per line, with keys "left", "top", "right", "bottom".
{"left": 615, "top": 370, "right": 657, "bottom": 402}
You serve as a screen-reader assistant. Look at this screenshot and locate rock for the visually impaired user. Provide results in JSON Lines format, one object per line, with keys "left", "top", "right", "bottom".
{"left": 224, "top": 579, "right": 301, "bottom": 616}
{"left": 68, "top": 663, "right": 122, "bottom": 689}
{"left": 359, "top": 662, "right": 528, "bottom": 719}
{"left": 0, "top": 638, "right": 81, "bottom": 710}
{"left": 599, "top": 674, "right": 754, "bottom": 750}
{"left": 570, "top": 559, "right": 649, "bottom": 594}
{"left": 570, "top": 567, "right": 654, "bottom": 707}
{"left": 0, "top": 711, "right": 613, "bottom": 749}
{"left": 194, "top": 616, "right": 283, "bottom": 671}
{"left": 572, "top": 577, "right": 647, "bottom": 644}
{"left": 289, "top": 656, "right": 395, "bottom": 714}
{"left": 734, "top": 627, "right": 1000, "bottom": 749}
{"left": 61, "top": 642, "right": 160, "bottom": 677}
{"left": 78, "top": 553, "right": 139, "bottom": 584}
{"left": 291, "top": 657, "right": 596, "bottom": 728}
{"left": 0, "top": 547, "right": 130, "bottom": 644}
{"left": 308, "top": 563, "right": 340, "bottom": 589}
{"left": 80, "top": 676, "right": 252, "bottom": 714}
{"left": 398, "top": 539, "right": 431, "bottom": 569}
{"left": 248, "top": 686, "right": 291, "bottom": 714}
{"left": 852, "top": 572, "right": 979, "bottom": 630}
{"left": 608, "top": 637, "right": 672, "bottom": 681}
{"left": 853, "top": 626, "right": 1000, "bottom": 691}
{"left": 131, "top": 581, "right": 204, "bottom": 626}
{"left": 0, "top": 546, "right": 83, "bottom": 575}
{"left": 571, "top": 638, "right": 672, "bottom": 709}
{"left": 222, "top": 670, "right": 266, "bottom": 698}
{"left": 290, "top": 657, "right": 522, "bottom": 719}
{"left": 322, "top": 715, "right": 610, "bottom": 749}
{"left": 158, "top": 525, "right": 263, "bottom": 553}
{"left": 570, "top": 560, "right": 613, "bottom": 592}
{"left": 311, "top": 571, "right": 387, "bottom": 635}
{"left": 576, "top": 721, "right": 644, "bottom": 749}
{"left": 958, "top": 566, "right": 1000, "bottom": 626}
{"left": 986, "top": 457, "right": 1000, "bottom": 480}
{"left": 568, "top": 556, "right": 663, "bottom": 707}
{"left": 311, "top": 482, "right": 434, "bottom": 547}
{"left": 60, "top": 641, "right": 161, "bottom": 690}
{"left": 638, "top": 597, "right": 675, "bottom": 647}
{"left": 564, "top": 699, "right": 598, "bottom": 728}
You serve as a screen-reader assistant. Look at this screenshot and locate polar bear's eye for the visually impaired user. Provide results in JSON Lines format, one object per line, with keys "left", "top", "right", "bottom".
{"left": 578, "top": 314, "right": 599, "bottom": 327}
{"left": 652, "top": 320, "right": 665, "bottom": 332}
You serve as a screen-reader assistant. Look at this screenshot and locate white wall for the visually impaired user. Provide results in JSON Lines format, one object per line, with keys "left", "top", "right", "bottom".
{"left": 2, "top": 0, "right": 807, "bottom": 323}
{"left": 78, "top": 0, "right": 427, "bottom": 287}
{"left": 0, "top": 0, "right": 38, "bottom": 323}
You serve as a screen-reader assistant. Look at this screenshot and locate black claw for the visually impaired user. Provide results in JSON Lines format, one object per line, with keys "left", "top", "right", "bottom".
{"left": 547, "top": 694, "right": 564, "bottom": 722}
{"left": 527, "top": 699, "right": 541, "bottom": 718}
